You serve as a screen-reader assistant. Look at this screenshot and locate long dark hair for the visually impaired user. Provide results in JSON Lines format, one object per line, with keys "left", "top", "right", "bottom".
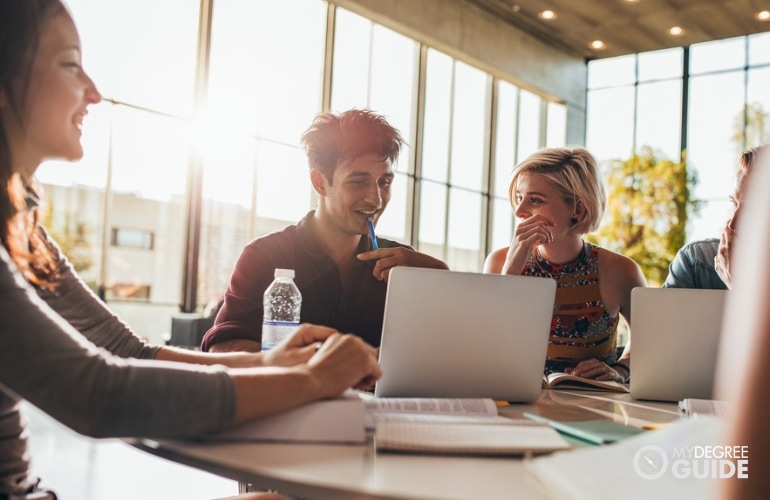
{"left": 0, "top": 0, "right": 65, "bottom": 287}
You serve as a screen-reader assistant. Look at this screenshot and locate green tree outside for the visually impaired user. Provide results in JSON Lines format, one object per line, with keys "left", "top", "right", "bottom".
{"left": 731, "top": 102, "right": 770, "bottom": 154}
{"left": 587, "top": 146, "right": 699, "bottom": 287}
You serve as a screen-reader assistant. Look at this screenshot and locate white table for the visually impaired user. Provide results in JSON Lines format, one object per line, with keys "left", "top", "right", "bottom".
{"left": 129, "top": 390, "right": 683, "bottom": 500}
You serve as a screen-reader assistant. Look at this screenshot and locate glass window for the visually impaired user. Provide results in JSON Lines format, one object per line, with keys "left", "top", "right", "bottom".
{"left": 517, "top": 90, "right": 542, "bottom": 162}
{"left": 690, "top": 37, "right": 747, "bottom": 75}
{"left": 746, "top": 66, "right": 770, "bottom": 148}
{"left": 749, "top": 32, "right": 770, "bottom": 66}
{"left": 369, "top": 25, "right": 418, "bottom": 175}
{"left": 638, "top": 48, "right": 683, "bottom": 81}
{"left": 417, "top": 180, "right": 447, "bottom": 247}
{"left": 687, "top": 71, "right": 746, "bottom": 239}
{"left": 37, "top": 182, "right": 105, "bottom": 287}
{"left": 331, "top": 9, "right": 373, "bottom": 110}
{"left": 208, "top": 0, "right": 326, "bottom": 144}
{"left": 687, "top": 71, "right": 746, "bottom": 200}
{"left": 68, "top": 0, "right": 199, "bottom": 118}
{"left": 108, "top": 106, "right": 189, "bottom": 306}
{"left": 494, "top": 81, "right": 518, "bottom": 198}
{"left": 546, "top": 102, "right": 567, "bottom": 147}
{"left": 421, "top": 49, "right": 453, "bottom": 183}
{"left": 586, "top": 86, "right": 635, "bottom": 162}
{"left": 450, "top": 62, "right": 488, "bottom": 191}
{"left": 488, "top": 80, "right": 518, "bottom": 257}
{"left": 447, "top": 189, "right": 483, "bottom": 271}
{"left": 255, "top": 141, "right": 312, "bottom": 222}
{"left": 636, "top": 80, "right": 682, "bottom": 160}
{"left": 587, "top": 54, "right": 636, "bottom": 89}
{"left": 491, "top": 198, "right": 514, "bottom": 251}
{"left": 110, "top": 107, "right": 190, "bottom": 201}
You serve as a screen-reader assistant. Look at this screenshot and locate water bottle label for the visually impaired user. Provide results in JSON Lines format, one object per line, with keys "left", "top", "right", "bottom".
{"left": 261, "top": 321, "right": 299, "bottom": 351}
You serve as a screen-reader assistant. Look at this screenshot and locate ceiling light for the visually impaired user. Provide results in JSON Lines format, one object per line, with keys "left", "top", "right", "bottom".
{"left": 669, "top": 26, "right": 685, "bottom": 36}
{"left": 590, "top": 40, "right": 606, "bottom": 50}
{"left": 538, "top": 10, "right": 557, "bottom": 21}
{"left": 624, "top": 0, "right": 641, "bottom": 3}
{"left": 756, "top": 11, "right": 770, "bottom": 21}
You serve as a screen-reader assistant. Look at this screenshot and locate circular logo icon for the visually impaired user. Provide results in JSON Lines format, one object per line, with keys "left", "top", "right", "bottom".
{"left": 633, "top": 445, "right": 668, "bottom": 480}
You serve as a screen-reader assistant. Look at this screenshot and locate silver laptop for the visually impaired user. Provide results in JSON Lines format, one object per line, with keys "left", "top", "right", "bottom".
{"left": 630, "top": 287, "right": 728, "bottom": 402}
{"left": 374, "top": 267, "right": 556, "bottom": 401}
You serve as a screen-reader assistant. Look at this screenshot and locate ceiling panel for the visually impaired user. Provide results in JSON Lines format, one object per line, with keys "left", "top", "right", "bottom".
{"left": 469, "top": 0, "right": 770, "bottom": 60}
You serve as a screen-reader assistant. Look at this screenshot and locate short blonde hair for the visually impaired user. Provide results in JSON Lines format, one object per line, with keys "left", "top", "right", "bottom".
{"left": 508, "top": 147, "right": 606, "bottom": 234}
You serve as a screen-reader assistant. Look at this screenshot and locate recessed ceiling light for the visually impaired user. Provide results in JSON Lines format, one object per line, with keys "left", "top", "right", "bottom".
{"left": 590, "top": 40, "right": 606, "bottom": 50}
{"left": 669, "top": 26, "right": 685, "bottom": 36}
{"left": 756, "top": 10, "right": 770, "bottom": 21}
{"left": 538, "top": 10, "right": 557, "bottom": 21}
{"left": 625, "top": 0, "right": 641, "bottom": 3}
{"left": 512, "top": 4, "right": 520, "bottom": 13}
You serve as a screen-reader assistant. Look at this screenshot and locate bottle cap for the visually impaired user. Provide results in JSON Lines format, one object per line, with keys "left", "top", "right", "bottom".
{"left": 274, "top": 268, "right": 295, "bottom": 279}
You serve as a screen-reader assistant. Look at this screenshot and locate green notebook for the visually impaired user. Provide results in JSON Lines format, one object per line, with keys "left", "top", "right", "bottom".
{"left": 522, "top": 412, "right": 646, "bottom": 445}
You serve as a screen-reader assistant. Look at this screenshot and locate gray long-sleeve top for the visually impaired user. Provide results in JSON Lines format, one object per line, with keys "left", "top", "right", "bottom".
{"left": 0, "top": 229, "right": 236, "bottom": 495}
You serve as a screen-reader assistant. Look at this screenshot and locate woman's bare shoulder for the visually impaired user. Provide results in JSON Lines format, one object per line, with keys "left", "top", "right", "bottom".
{"left": 483, "top": 247, "right": 509, "bottom": 273}
{"left": 595, "top": 246, "right": 646, "bottom": 283}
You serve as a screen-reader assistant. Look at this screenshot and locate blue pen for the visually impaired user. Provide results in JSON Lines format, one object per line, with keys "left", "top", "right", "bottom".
{"left": 367, "top": 217, "right": 378, "bottom": 250}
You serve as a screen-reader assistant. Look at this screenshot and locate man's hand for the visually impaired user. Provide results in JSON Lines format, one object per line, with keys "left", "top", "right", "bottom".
{"left": 357, "top": 247, "right": 448, "bottom": 282}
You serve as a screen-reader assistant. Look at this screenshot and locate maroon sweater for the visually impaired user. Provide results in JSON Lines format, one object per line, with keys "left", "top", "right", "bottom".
{"left": 201, "top": 212, "right": 410, "bottom": 350}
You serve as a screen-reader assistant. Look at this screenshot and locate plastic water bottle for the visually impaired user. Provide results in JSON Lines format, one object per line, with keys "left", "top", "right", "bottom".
{"left": 261, "top": 268, "right": 302, "bottom": 351}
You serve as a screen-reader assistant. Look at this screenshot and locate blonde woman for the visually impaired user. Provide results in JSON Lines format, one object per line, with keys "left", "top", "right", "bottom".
{"left": 484, "top": 147, "right": 646, "bottom": 383}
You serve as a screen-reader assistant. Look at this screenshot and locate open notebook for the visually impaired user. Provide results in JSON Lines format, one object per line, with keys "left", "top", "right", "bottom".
{"left": 375, "top": 267, "right": 556, "bottom": 401}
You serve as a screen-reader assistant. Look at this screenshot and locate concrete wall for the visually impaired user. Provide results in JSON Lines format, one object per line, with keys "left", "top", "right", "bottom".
{"left": 332, "top": 0, "right": 587, "bottom": 145}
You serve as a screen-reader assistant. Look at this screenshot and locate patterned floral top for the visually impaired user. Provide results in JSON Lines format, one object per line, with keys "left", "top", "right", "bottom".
{"left": 523, "top": 241, "right": 619, "bottom": 374}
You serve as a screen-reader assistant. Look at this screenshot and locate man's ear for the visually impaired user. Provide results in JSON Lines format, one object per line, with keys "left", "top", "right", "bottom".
{"left": 310, "top": 168, "right": 328, "bottom": 197}
{"left": 0, "top": 87, "right": 6, "bottom": 108}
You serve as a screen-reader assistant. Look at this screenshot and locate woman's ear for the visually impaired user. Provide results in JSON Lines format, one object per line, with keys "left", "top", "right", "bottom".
{"left": 574, "top": 200, "right": 585, "bottom": 220}
{"left": 309, "top": 168, "right": 328, "bottom": 197}
{"left": 571, "top": 200, "right": 586, "bottom": 225}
